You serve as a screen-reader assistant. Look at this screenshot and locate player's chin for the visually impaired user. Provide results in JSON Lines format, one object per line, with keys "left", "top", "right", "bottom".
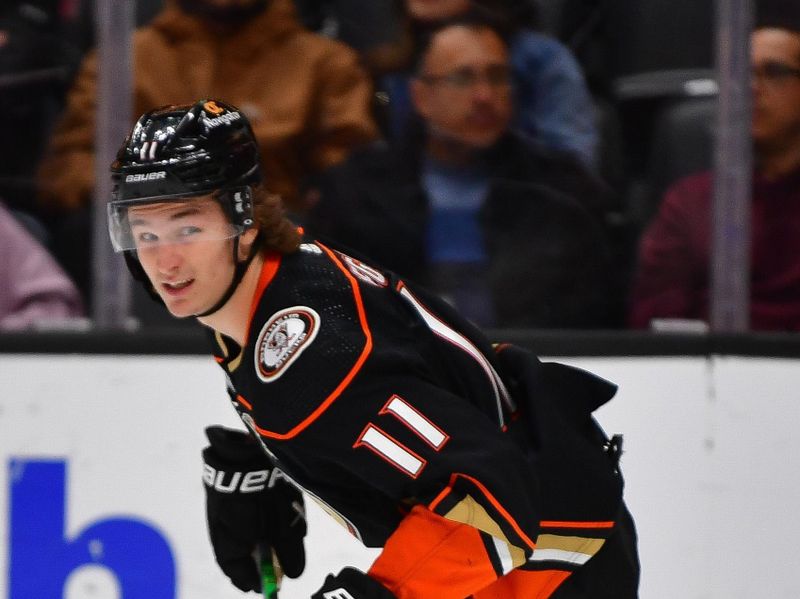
{"left": 168, "top": 308, "right": 196, "bottom": 319}
{"left": 161, "top": 296, "right": 197, "bottom": 319}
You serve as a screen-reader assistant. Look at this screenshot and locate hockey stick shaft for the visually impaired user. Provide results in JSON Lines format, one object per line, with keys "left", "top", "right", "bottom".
{"left": 259, "top": 545, "right": 279, "bottom": 599}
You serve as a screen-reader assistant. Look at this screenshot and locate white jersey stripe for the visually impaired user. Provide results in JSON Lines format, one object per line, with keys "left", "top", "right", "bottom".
{"left": 398, "top": 286, "right": 514, "bottom": 426}
{"left": 529, "top": 547, "right": 593, "bottom": 566}
{"left": 492, "top": 536, "right": 515, "bottom": 574}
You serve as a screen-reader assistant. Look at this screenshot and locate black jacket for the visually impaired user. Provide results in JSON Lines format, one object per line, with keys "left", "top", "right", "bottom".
{"left": 306, "top": 132, "right": 619, "bottom": 328}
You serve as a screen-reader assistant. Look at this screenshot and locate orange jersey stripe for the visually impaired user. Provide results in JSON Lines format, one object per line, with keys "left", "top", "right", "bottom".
{"left": 429, "top": 473, "right": 536, "bottom": 551}
{"left": 253, "top": 243, "right": 373, "bottom": 440}
{"left": 242, "top": 252, "right": 282, "bottom": 347}
{"left": 429, "top": 484, "right": 452, "bottom": 512}
{"left": 236, "top": 394, "right": 253, "bottom": 410}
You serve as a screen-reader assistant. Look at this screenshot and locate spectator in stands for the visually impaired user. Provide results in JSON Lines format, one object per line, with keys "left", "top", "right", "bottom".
{"left": 293, "top": 0, "right": 400, "bottom": 55}
{"left": 0, "top": 201, "right": 84, "bottom": 330}
{"left": 373, "top": 0, "right": 599, "bottom": 169}
{"left": 0, "top": 2, "right": 81, "bottom": 214}
{"left": 36, "top": 0, "right": 378, "bottom": 301}
{"left": 306, "top": 16, "right": 617, "bottom": 329}
{"left": 629, "top": 1, "right": 800, "bottom": 331}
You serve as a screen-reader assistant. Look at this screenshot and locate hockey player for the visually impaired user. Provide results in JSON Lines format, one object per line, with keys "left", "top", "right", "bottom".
{"left": 107, "top": 98, "right": 639, "bottom": 598}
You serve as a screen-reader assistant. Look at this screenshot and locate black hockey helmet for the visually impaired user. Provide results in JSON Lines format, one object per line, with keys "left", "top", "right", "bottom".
{"left": 108, "top": 99, "right": 264, "bottom": 317}
{"left": 108, "top": 99, "right": 261, "bottom": 250}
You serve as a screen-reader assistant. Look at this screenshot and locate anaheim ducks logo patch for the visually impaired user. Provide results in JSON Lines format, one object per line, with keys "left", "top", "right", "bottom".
{"left": 255, "top": 306, "right": 320, "bottom": 382}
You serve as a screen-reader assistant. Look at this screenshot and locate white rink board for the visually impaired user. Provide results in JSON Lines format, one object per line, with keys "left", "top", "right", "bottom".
{"left": 0, "top": 353, "right": 798, "bottom": 598}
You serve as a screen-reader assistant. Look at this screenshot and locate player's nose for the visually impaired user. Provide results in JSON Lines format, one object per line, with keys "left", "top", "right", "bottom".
{"left": 155, "top": 243, "right": 184, "bottom": 274}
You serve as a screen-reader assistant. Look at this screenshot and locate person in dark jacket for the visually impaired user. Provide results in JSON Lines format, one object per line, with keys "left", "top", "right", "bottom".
{"left": 307, "top": 15, "right": 618, "bottom": 328}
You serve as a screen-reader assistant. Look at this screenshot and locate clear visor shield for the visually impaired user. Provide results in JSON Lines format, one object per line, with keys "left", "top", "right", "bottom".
{"left": 107, "top": 191, "right": 250, "bottom": 252}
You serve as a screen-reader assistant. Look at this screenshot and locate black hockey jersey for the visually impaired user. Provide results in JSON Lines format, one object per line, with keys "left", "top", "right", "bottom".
{"left": 209, "top": 239, "right": 626, "bottom": 599}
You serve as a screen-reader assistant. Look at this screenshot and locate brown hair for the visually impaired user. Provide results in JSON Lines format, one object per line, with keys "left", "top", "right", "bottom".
{"left": 251, "top": 186, "right": 302, "bottom": 254}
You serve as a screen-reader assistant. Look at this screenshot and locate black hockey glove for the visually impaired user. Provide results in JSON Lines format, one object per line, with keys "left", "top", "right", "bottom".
{"left": 202, "top": 426, "right": 306, "bottom": 593}
{"left": 311, "top": 568, "right": 397, "bottom": 599}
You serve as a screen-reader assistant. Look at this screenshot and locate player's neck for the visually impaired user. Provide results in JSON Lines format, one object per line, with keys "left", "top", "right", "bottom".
{"left": 197, "top": 253, "right": 265, "bottom": 345}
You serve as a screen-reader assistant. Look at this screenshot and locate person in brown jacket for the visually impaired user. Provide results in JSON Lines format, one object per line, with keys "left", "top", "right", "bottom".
{"left": 36, "top": 0, "right": 379, "bottom": 302}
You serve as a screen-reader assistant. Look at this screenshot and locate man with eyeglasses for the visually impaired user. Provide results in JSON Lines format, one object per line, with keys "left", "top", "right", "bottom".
{"left": 306, "top": 14, "right": 619, "bottom": 329}
{"left": 377, "top": 0, "right": 599, "bottom": 170}
{"left": 629, "top": 0, "right": 800, "bottom": 331}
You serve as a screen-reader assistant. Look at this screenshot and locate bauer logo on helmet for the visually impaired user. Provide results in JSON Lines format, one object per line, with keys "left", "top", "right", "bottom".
{"left": 124, "top": 171, "right": 167, "bottom": 183}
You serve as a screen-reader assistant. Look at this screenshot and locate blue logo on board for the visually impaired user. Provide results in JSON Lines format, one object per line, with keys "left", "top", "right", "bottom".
{"left": 8, "top": 459, "right": 176, "bottom": 598}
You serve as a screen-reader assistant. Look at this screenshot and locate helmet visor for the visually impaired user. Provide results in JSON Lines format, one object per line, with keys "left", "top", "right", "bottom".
{"left": 108, "top": 193, "right": 248, "bottom": 252}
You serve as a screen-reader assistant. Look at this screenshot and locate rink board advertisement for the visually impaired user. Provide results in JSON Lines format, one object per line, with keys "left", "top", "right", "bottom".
{"left": 1, "top": 353, "right": 799, "bottom": 598}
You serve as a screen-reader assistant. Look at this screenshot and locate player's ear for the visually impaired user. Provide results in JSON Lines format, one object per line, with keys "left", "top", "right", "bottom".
{"left": 238, "top": 227, "right": 259, "bottom": 261}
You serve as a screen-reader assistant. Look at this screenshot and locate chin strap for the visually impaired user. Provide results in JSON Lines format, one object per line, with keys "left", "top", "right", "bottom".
{"left": 195, "top": 233, "right": 262, "bottom": 318}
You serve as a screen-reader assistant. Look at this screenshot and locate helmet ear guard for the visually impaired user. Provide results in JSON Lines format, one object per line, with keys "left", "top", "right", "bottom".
{"left": 214, "top": 186, "right": 255, "bottom": 230}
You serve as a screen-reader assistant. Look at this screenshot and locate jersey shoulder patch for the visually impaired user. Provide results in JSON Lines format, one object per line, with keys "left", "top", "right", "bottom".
{"left": 254, "top": 306, "right": 321, "bottom": 382}
{"left": 236, "top": 246, "right": 376, "bottom": 438}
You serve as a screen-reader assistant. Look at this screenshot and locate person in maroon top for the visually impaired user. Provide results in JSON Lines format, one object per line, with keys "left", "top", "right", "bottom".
{"left": 629, "top": 0, "right": 800, "bottom": 331}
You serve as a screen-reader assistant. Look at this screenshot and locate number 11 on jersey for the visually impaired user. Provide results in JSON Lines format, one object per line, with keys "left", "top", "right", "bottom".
{"left": 354, "top": 395, "right": 449, "bottom": 478}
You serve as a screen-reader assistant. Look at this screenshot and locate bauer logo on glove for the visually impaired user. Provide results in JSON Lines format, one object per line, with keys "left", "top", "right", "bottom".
{"left": 202, "top": 464, "right": 270, "bottom": 493}
{"left": 202, "top": 425, "right": 307, "bottom": 592}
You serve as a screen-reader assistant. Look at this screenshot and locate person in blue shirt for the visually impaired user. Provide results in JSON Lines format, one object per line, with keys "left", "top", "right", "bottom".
{"left": 308, "top": 15, "right": 618, "bottom": 328}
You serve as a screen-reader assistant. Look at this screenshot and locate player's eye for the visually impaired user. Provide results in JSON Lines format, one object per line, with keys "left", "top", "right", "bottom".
{"left": 136, "top": 231, "right": 159, "bottom": 244}
{"left": 178, "top": 225, "right": 202, "bottom": 238}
